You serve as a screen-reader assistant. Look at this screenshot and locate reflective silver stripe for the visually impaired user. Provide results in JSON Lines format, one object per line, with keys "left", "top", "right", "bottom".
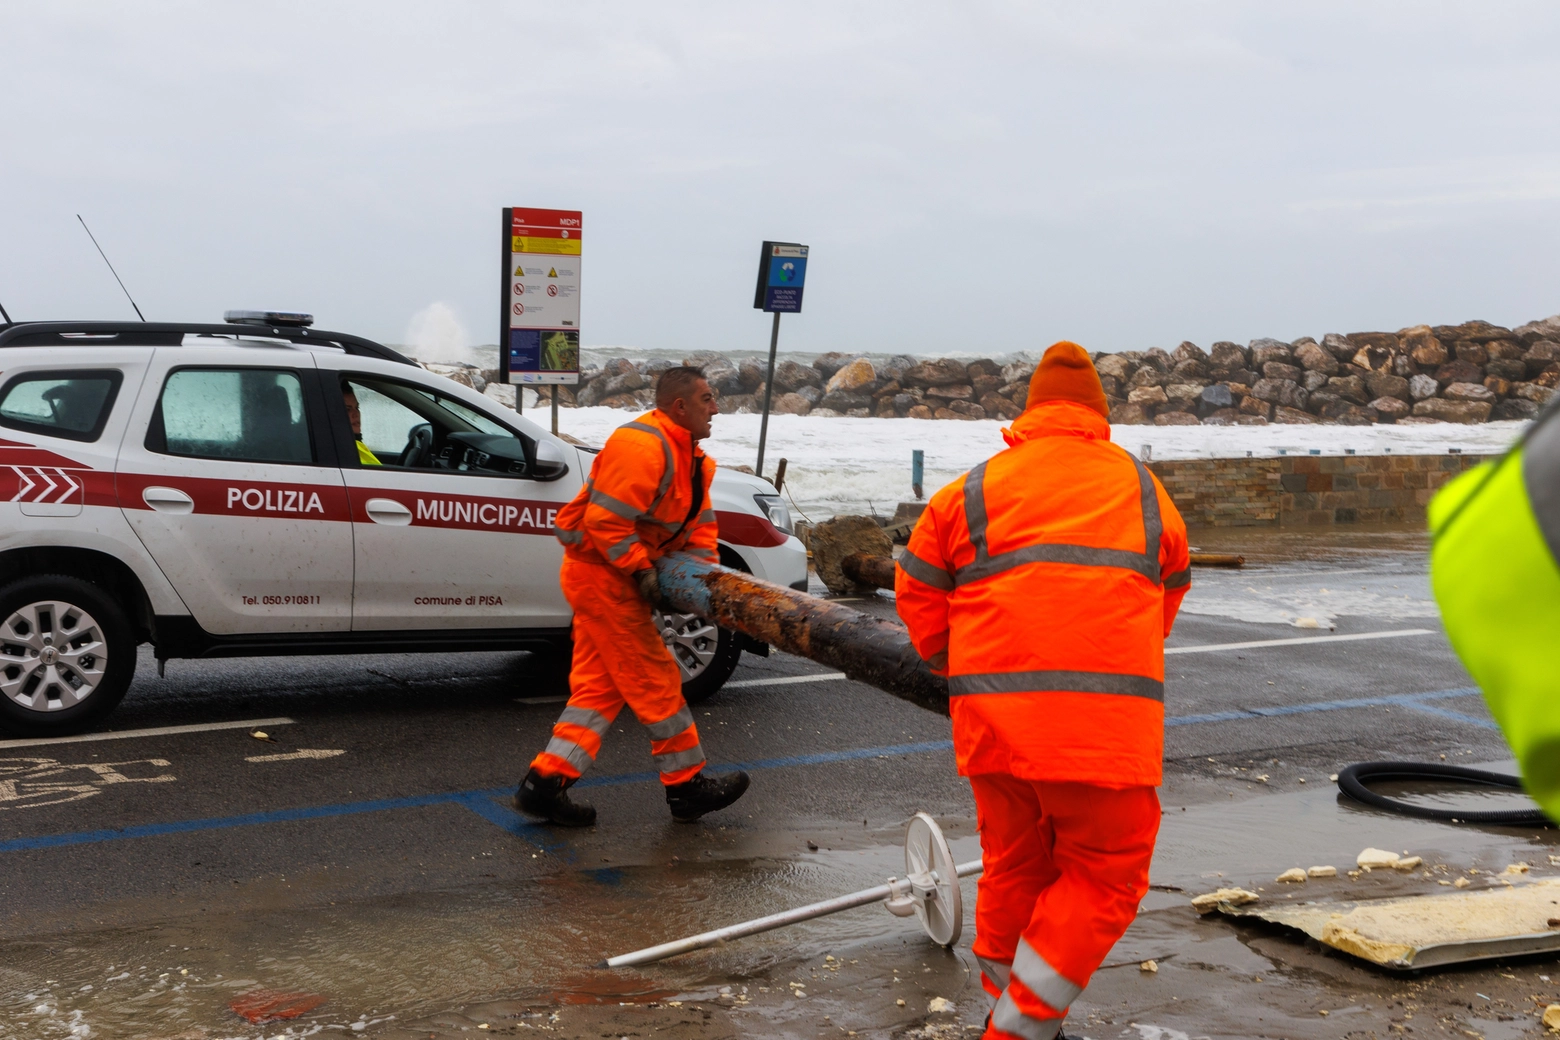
{"left": 588, "top": 486, "right": 643, "bottom": 521}
{"left": 953, "top": 452, "right": 1164, "bottom": 588}
{"left": 1012, "top": 938, "right": 1083, "bottom": 1011}
{"left": 898, "top": 548, "right": 954, "bottom": 590}
{"left": 653, "top": 743, "right": 706, "bottom": 773}
{"left": 607, "top": 533, "right": 641, "bottom": 561}
{"left": 558, "top": 705, "right": 612, "bottom": 736}
{"left": 977, "top": 956, "right": 1012, "bottom": 989}
{"left": 696, "top": 508, "right": 716, "bottom": 524}
{"left": 991, "top": 992, "right": 1061, "bottom": 1040}
{"left": 543, "top": 736, "right": 595, "bottom": 773}
{"left": 1524, "top": 401, "right": 1560, "bottom": 565}
{"left": 948, "top": 669, "right": 1163, "bottom": 702}
{"left": 554, "top": 528, "right": 583, "bottom": 545}
{"left": 623, "top": 421, "right": 675, "bottom": 513}
{"left": 645, "top": 704, "right": 695, "bottom": 741}
{"left": 1162, "top": 567, "right": 1191, "bottom": 589}
{"left": 956, "top": 542, "right": 1158, "bottom": 585}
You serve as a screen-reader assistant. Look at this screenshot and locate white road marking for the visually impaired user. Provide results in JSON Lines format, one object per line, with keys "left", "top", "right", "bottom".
{"left": 725, "top": 673, "right": 848, "bottom": 689}
{"left": 514, "top": 696, "right": 568, "bottom": 705}
{"left": 0, "top": 756, "right": 175, "bottom": 809}
{"left": 1165, "top": 629, "right": 1434, "bottom": 655}
{"left": 245, "top": 748, "right": 346, "bottom": 763}
{"left": 0, "top": 717, "right": 296, "bottom": 750}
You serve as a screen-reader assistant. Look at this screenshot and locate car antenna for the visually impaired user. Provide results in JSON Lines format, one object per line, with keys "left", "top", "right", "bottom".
{"left": 0, "top": 299, "right": 11, "bottom": 324}
{"left": 76, "top": 214, "right": 146, "bottom": 321}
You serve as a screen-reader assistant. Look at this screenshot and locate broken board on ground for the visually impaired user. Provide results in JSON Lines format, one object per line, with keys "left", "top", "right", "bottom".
{"left": 1215, "top": 877, "right": 1560, "bottom": 970}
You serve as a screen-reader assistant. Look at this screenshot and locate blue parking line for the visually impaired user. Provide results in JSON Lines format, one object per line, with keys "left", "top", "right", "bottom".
{"left": 0, "top": 692, "right": 1493, "bottom": 855}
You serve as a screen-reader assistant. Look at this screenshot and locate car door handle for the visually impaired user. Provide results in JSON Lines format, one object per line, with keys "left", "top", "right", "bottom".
{"left": 141, "top": 486, "right": 195, "bottom": 514}
{"left": 364, "top": 497, "right": 413, "bottom": 526}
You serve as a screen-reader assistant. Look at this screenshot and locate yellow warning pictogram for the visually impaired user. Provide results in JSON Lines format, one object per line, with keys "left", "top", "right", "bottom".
{"left": 548, "top": 268, "right": 558, "bottom": 278}
{"left": 514, "top": 265, "right": 524, "bottom": 276}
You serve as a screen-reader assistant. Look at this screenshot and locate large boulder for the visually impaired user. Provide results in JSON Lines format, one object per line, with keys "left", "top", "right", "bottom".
{"left": 1272, "top": 406, "right": 1319, "bottom": 424}
{"left": 772, "top": 359, "right": 824, "bottom": 393}
{"left": 1325, "top": 374, "right": 1367, "bottom": 404}
{"left": 1321, "top": 333, "right": 1357, "bottom": 362}
{"left": 1294, "top": 340, "right": 1339, "bottom": 375}
{"left": 925, "top": 383, "right": 975, "bottom": 402}
{"left": 1434, "top": 320, "right": 1513, "bottom": 344}
{"left": 1495, "top": 399, "right": 1542, "bottom": 420}
{"left": 1141, "top": 347, "right": 1174, "bottom": 373}
{"left": 1453, "top": 340, "right": 1489, "bottom": 366}
{"left": 1444, "top": 381, "right": 1496, "bottom": 403}
{"left": 1095, "top": 354, "right": 1133, "bottom": 381}
{"left": 1513, "top": 382, "right": 1555, "bottom": 404}
{"left": 935, "top": 401, "right": 986, "bottom": 421}
{"left": 1413, "top": 398, "right": 1492, "bottom": 423}
{"left": 1002, "top": 360, "right": 1038, "bottom": 385}
{"left": 1128, "top": 367, "right": 1168, "bottom": 388}
{"left": 1262, "top": 361, "right": 1303, "bottom": 383}
{"left": 737, "top": 358, "right": 769, "bottom": 393}
{"left": 1239, "top": 396, "right": 1272, "bottom": 419}
{"left": 1524, "top": 341, "right": 1560, "bottom": 378}
{"left": 1172, "top": 359, "right": 1210, "bottom": 381}
{"left": 771, "top": 392, "right": 813, "bottom": 415}
{"left": 1128, "top": 385, "right": 1169, "bottom": 407}
{"left": 1403, "top": 326, "right": 1447, "bottom": 367}
{"left": 1172, "top": 341, "right": 1208, "bottom": 364}
{"left": 971, "top": 373, "right": 1004, "bottom": 398}
{"left": 1366, "top": 372, "right": 1411, "bottom": 401}
{"left": 1153, "top": 411, "right": 1201, "bottom": 426}
{"left": 1198, "top": 384, "right": 1234, "bottom": 416}
{"left": 1252, "top": 378, "right": 1307, "bottom": 410}
{"left": 1303, "top": 370, "right": 1330, "bottom": 392}
{"left": 902, "top": 359, "right": 969, "bottom": 388}
{"left": 1434, "top": 359, "right": 1484, "bottom": 387}
{"left": 1486, "top": 358, "right": 1527, "bottom": 382}
{"left": 826, "top": 357, "right": 878, "bottom": 394}
{"left": 879, "top": 355, "right": 918, "bottom": 382}
{"left": 1515, "top": 315, "right": 1560, "bottom": 344}
{"left": 818, "top": 390, "right": 873, "bottom": 413}
{"left": 1409, "top": 374, "right": 1440, "bottom": 400}
{"left": 811, "top": 352, "right": 857, "bottom": 379}
{"left": 981, "top": 392, "right": 1024, "bottom": 421}
{"left": 1208, "top": 342, "right": 1249, "bottom": 372}
{"left": 1110, "top": 402, "right": 1153, "bottom": 425}
{"left": 808, "top": 515, "right": 895, "bottom": 595}
{"left": 1370, "top": 396, "right": 1411, "bottom": 422}
{"left": 964, "top": 359, "right": 1003, "bottom": 382}
{"left": 1250, "top": 340, "right": 1293, "bottom": 368}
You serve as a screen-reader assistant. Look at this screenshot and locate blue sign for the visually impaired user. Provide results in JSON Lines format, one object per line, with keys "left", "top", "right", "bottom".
{"left": 754, "top": 241, "right": 809, "bottom": 313}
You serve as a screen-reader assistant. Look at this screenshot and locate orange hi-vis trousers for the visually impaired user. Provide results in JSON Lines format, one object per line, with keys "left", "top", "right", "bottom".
{"left": 973, "top": 776, "right": 1160, "bottom": 1040}
{"left": 530, "top": 556, "right": 706, "bottom": 786}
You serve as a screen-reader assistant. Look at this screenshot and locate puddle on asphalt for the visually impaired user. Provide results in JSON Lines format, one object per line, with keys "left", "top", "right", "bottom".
{"left": 7, "top": 780, "right": 1559, "bottom": 1039}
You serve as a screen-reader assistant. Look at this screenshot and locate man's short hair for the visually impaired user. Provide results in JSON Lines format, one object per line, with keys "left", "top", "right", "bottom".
{"left": 656, "top": 366, "right": 708, "bottom": 409}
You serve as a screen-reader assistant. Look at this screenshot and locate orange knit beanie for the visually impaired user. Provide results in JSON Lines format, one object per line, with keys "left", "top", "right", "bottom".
{"left": 1025, "top": 341, "right": 1109, "bottom": 418}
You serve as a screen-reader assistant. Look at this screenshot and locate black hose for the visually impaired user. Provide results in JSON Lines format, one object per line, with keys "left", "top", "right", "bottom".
{"left": 1336, "top": 762, "right": 1554, "bottom": 826}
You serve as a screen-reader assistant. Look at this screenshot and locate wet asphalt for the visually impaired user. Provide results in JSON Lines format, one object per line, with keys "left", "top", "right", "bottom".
{"left": 2, "top": 526, "right": 1558, "bottom": 1039}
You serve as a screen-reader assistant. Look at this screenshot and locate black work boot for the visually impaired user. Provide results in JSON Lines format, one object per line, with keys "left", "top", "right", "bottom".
{"left": 515, "top": 768, "right": 596, "bottom": 827}
{"left": 665, "top": 769, "right": 750, "bottom": 822}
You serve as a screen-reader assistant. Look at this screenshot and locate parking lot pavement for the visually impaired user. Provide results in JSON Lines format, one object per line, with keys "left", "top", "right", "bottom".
{"left": 2, "top": 537, "right": 1552, "bottom": 1038}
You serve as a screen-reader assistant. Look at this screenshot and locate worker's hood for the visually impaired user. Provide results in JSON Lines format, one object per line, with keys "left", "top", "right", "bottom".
{"left": 1001, "top": 400, "right": 1113, "bottom": 449}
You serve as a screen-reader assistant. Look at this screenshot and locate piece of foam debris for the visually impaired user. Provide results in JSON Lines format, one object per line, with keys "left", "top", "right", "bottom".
{"left": 1544, "top": 1003, "right": 1560, "bottom": 1034}
{"left": 1454, "top": 877, "right": 1472, "bottom": 888}
{"left": 1505, "top": 862, "right": 1532, "bottom": 875}
{"left": 1276, "top": 868, "right": 1307, "bottom": 883}
{"left": 927, "top": 997, "right": 956, "bottom": 1014}
{"left": 1191, "top": 888, "right": 1260, "bottom": 914}
{"left": 1307, "top": 865, "right": 1337, "bottom": 878}
{"left": 1394, "top": 856, "right": 1423, "bottom": 871}
{"left": 1357, "top": 847, "right": 1403, "bottom": 870}
{"left": 1294, "top": 617, "right": 1320, "bottom": 629}
{"left": 1139, "top": 960, "right": 1158, "bottom": 973}
{"left": 1329, "top": 773, "right": 1339, "bottom": 782}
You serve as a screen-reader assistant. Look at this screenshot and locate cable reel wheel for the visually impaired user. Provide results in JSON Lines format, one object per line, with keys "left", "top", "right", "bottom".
{"left": 884, "top": 811, "right": 964, "bottom": 946}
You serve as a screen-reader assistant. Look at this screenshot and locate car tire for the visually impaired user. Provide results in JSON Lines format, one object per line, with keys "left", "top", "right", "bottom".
{"left": 0, "top": 574, "right": 135, "bottom": 737}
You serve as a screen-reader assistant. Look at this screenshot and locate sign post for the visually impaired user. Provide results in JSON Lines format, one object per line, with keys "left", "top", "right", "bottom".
{"left": 752, "top": 241, "right": 808, "bottom": 480}
{"left": 501, "top": 207, "right": 582, "bottom": 434}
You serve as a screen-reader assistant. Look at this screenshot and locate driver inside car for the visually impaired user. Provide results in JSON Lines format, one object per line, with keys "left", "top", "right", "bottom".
{"left": 342, "top": 384, "right": 381, "bottom": 466}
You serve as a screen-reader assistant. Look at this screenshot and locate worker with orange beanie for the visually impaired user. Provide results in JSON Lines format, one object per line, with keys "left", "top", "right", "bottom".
{"left": 896, "top": 342, "right": 1190, "bottom": 1040}
{"left": 516, "top": 366, "right": 750, "bottom": 827}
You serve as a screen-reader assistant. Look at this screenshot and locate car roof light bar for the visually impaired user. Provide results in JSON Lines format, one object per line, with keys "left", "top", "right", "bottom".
{"left": 225, "top": 309, "right": 314, "bottom": 327}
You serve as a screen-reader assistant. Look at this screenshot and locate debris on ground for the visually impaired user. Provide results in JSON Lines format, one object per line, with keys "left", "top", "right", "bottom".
{"left": 1506, "top": 862, "right": 1532, "bottom": 874}
{"left": 1219, "top": 878, "right": 1560, "bottom": 969}
{"left": 1308, "top": 865, "right": 1338, "bottom": 878}
{"left": 1356, "top": 847, "right": 1421, "bottom": 871}
{"left": 229, "top": 990, "right": 327, "bottom": 1024}
{"left": 1544, "top": 1003, "right": 1560, "bottom": 1033}
{"left": 1275, "top": 868, "right": 1307, "bottom": 883}
{"left": 808, "top": 515, "right": 895, "bottom": 594}
{"left": 1191, "top": 888, "right": 1260, "bottom": 914}
{"left": 1139, "top": 960, "right": 1158, "bottom": 973}
{"left": 927, "top": 996, "right": 956, "bottom": 1013}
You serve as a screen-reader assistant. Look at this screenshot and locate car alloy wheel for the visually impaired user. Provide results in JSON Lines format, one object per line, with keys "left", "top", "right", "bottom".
{"left": 0, "top": 599, "right": 109, "bottom": 712}
{"left": 654, "top": 610, "right": 719, "bottom": 681}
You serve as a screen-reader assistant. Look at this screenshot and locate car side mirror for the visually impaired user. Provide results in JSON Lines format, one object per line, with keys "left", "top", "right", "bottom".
{"left": 530, "top": 439, "right": 570, "bottom": 481}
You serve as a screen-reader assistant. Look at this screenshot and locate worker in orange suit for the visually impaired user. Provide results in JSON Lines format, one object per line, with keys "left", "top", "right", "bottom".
{"left": 516, "top": 366, "right": 750, "bottom": 826}
{"left": 896, "top": 342, "right": 1190, "bottom": 1040}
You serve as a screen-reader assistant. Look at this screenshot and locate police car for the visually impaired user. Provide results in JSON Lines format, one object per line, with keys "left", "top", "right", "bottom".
{"left": 0, "top": 313, "right": 808, "bottom": 736}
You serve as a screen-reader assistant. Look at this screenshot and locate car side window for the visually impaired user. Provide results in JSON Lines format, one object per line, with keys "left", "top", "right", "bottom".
{"left": 148, "top": 368, "right": 315, "bottom": 465}
{"left": 0, "top": 370, "right": 123, "bottom": 442}
{"left": 340, "top": 375, "right": 536, "bottom": 477}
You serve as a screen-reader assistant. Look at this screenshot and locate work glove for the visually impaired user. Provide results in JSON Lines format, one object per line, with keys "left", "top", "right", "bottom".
{"left": 634, "top": 567, "right": 663, "bottom": 607}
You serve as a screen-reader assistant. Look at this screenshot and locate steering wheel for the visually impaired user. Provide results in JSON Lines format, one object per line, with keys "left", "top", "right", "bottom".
{"left": 398, "top": 423, "right": 434, "bottom": 468}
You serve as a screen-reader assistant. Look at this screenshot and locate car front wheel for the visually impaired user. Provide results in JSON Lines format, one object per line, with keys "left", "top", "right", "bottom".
{"left": 0, "top": 575, "right": 135, "bottom": 736}
{"left": 656, "top": 609, "right": 741, "bottom": 705}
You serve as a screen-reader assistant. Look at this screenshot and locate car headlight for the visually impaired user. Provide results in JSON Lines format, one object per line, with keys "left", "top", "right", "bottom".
{"left": 753, "top": 494, "right": 792, "bottom": 535}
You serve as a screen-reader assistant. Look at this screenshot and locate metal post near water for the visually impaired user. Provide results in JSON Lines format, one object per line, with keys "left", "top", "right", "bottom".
{"left": 551, "top": 391, "right": 559, "bottom": 436}
{"left": 755, "top": 310, "right": 782, "bottom": 479}
{"left": 912, "top": 449, "right": 924, "bottom": 500}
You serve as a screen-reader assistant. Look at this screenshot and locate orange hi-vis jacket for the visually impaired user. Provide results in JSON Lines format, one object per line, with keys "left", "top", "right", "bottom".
{"left": 552, "top": 409, "right": 720, "bottom": 572}
{"left": 895, "top": 401, "right": 1190, "bottom": 788}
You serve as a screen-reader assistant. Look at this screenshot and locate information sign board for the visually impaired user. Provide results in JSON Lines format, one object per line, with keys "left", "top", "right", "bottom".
{"left": 501, "top": 207, "right": 581, "bottom": 386}
{"left": 753, "top": 241, "right": 808, "bottom": 313}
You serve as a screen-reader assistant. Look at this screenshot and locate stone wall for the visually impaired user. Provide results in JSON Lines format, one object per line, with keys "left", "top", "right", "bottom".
{"left": 1147, "top": 453, "right": 1495, "bottom": 526}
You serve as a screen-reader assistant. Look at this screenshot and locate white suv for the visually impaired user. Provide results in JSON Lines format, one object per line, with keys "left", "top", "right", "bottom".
{"left": 0, "top": 315, "right": 808, "bottom": 736}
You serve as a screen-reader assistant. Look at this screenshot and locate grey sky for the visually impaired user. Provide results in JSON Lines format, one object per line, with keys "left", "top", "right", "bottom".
{"left": 3, "top": 2, "right": 1557, "bottom": 360}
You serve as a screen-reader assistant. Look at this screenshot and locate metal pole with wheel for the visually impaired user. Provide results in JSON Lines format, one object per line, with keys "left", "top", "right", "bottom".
{"left": 755, "top": 311, "right": 782, "bottom": 480}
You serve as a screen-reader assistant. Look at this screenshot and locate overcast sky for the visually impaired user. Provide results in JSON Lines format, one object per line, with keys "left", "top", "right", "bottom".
{"left": 3, "top": 2, "right": 1558, "bottom": 360}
